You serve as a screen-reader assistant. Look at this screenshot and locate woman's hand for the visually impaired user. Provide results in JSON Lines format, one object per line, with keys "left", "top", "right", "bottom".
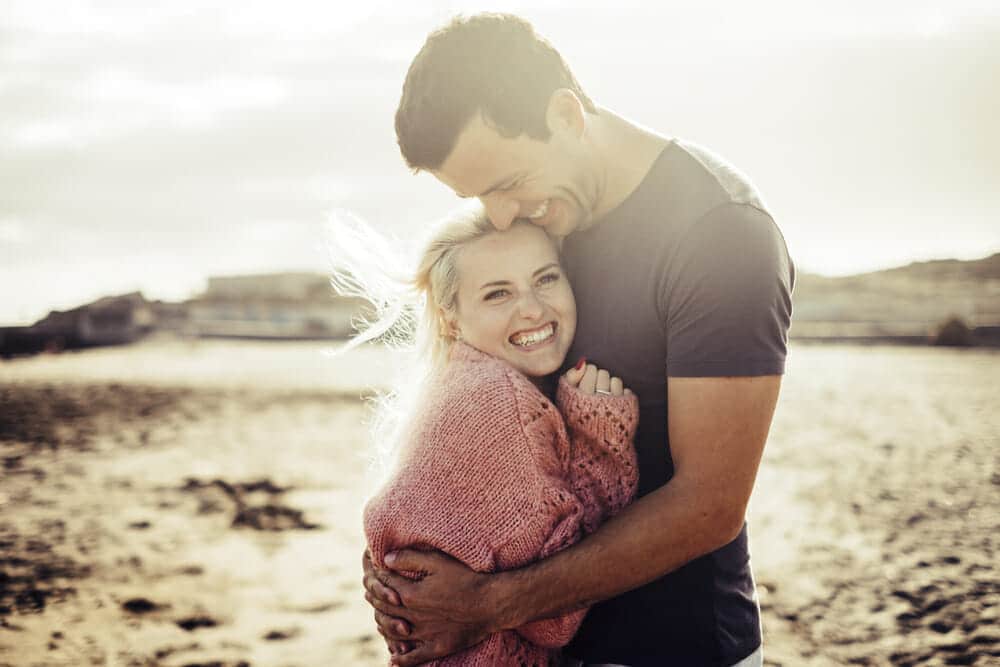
{"left": 563, "top": 358, "right": 631, "bottom": 396}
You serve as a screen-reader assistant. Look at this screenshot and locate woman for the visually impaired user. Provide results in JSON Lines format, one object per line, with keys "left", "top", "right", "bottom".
{"left": 335, "top": 209, "right": 639, "bottom": 665}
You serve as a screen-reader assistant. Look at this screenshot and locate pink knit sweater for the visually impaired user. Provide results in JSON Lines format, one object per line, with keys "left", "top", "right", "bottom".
{"left": 364, "top": 342, "right": 639, "bottom": 666}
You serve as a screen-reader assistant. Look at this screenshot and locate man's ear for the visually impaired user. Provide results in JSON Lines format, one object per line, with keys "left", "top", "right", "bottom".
{"left": 545, "top": 89, "right": 586, "bottom": 139}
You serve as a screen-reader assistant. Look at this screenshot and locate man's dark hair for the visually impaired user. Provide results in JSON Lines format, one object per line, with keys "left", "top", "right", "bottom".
{"left": 395, "top": 13, "right": 597, "bottom": 171}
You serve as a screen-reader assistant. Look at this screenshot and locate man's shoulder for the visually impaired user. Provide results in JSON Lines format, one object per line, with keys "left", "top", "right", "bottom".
{"left": 673, "top": 139, "right": 768, "bottom": 210}
{"left": 591, "top": 137, "right": 772, "bottom": 244}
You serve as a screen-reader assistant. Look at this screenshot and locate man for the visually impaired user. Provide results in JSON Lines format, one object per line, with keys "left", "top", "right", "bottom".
{"left": 363, "top": 13, "right": 793, "bottom": 667}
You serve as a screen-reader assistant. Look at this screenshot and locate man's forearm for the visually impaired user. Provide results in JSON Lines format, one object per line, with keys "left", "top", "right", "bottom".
{"left": 488, "top": 474, "right": 745, "bottom": 631}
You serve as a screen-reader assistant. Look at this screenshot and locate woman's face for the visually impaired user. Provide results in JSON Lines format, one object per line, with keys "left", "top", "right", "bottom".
{"left": 449, "top": 223, "right": 576, "bottom": 378}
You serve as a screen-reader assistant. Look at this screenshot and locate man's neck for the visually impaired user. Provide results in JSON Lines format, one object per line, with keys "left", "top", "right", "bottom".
{"left": 586, "top": 108, "right": 669, "bottom": 224}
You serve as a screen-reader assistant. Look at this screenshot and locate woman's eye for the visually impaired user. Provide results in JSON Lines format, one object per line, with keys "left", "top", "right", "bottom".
{"left": 484, "top": 289, "right": 509, "bottom": 301}
{"left": 537, "top": 272, "right": 560, "bottom": 286}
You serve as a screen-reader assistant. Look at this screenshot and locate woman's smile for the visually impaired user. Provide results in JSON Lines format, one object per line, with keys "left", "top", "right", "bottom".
{"left": 509, "top": 322, "right": 557, "bottom": 348}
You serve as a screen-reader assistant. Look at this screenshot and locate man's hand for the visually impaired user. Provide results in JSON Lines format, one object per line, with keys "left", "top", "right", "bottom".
{"left": 362, "top": 551, "right": 414, "bottom": 658}
{"left": 362, "top": 549, "right": 498, "bottom": 665}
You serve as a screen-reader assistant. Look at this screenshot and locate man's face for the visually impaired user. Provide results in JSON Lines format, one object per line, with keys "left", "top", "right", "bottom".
{"left": 432, "top": 113, "right": 596, "bottom": 238}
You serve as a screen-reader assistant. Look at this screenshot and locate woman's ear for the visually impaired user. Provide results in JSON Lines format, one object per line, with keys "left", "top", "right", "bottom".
{"left": 439, "top": 308, "right": 462, "bottom": 341}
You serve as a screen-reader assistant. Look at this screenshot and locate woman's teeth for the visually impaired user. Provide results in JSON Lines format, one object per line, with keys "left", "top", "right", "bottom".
{"left": 511, "top": 324, "right": 555, "bottom": 347}
{"left": 527, "top": 200, "right": 549, "bottom": 220}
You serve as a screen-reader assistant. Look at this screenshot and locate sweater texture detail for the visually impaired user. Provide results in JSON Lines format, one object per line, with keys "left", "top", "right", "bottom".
{"left": 364, "top": 342, "right": 639, "bottom": 665}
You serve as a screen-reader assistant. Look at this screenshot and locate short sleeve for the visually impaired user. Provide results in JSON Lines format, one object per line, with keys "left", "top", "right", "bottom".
{"left": 660, "top": 203, "right": 794, "bottom": 377}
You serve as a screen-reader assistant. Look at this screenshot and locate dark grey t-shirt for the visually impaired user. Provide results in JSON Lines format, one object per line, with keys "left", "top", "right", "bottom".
{"left": 561, "top": 139, "right": 794, "bottom": 666}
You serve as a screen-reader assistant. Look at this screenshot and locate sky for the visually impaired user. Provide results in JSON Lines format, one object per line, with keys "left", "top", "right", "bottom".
{"left": 1, "top": 0, "right": 999, "bottom": 324}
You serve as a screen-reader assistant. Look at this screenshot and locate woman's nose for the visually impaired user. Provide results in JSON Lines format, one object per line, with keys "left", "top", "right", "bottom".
{"left": 517, "top": 291, "right": 545, "bottom": 319}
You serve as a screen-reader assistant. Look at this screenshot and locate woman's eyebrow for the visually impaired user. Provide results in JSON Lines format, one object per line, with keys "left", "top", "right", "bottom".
{"left": 478, "top": 264, "right": 559, "bottom": 290}
{"left": 478, "top": 279, "right": 512, "bottom": 290}
{"left": 532, "top": 263, "right": 560, "bottom": 277}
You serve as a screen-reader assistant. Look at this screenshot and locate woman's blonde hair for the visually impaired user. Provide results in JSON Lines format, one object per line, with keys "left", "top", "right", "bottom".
{"left": 327, "top": 205, "right": 501, "bottom": 471}
{"left": 329, "top": 205, "right": 497, "bottom": 365}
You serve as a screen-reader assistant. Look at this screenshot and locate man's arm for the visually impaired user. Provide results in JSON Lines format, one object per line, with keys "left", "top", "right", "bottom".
{"left": 368, "top": 374, "right": 780, "bottom": 666}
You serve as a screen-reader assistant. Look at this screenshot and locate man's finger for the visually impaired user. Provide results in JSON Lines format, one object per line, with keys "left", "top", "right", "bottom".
{"left": 364, "top": 571, "right": 402, "bottom": 606}
{"left": 362, "top": 576, "right": 401, "bottom": 607}
{"left": 374, "top": 608, "right": 412, "bottom": 640}
{"left": 373, "top": 568, "right": 423, "bottom": 605}
{"left": 363, "top": 550, "right": 402, "bottom": 606}
{"left": 365, "top": 591, "right": 411, "bottom": 620}
{"left": 384, "top": 548, "right": 449, "bottom": 575}
{"left": 388, "top": 640, "right": 413, "bottom": 656}
{"left": 392, "top": 641, "right": 447, "bottom": 667}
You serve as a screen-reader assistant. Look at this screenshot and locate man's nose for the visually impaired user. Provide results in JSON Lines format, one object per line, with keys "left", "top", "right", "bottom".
{"left": 481, "top": 195, "right": 519, "bottom": 231}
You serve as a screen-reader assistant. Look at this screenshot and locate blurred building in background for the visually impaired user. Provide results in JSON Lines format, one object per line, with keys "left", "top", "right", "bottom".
{"left": 0, "top": 273, "right": 370, "bottom": 357}
{"left": 0, "top": 292, "right": 154, "bottom": 356}
{"left": 3, "top": 255, "right": 999, "bottom": 358}
{"left": 185, "top": 272, "right": 367, "bottom": 340}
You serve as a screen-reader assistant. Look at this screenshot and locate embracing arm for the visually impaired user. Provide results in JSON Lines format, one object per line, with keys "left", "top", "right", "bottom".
{"left": 374, "top": 374, "right": 780, "bottom": 665}
{"left": 485, "top": 375, "right": 780, "bottom": 626}
{"left": 370, "top": 204, "right": 792, "bottom": 664}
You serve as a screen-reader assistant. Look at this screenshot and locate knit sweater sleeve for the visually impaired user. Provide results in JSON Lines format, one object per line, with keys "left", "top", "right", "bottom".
{"left": 364, "top": 359, "right": 547, "bottom": 579}
{"left": 496, "top": 372, "right": 589, "bottom": 649}
{"left": 364, "top": 347, "right": 639, "bottom": 661}
{"left": 555, "top": 376, "right": 640, "bottom": 533}
{"left": 512, "top": 379, "right": 640, "bottom": 648}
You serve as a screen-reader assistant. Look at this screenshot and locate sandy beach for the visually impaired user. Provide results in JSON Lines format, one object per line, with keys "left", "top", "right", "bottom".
{"left": 1, "top": 340, "right": 997, "bottom": 666}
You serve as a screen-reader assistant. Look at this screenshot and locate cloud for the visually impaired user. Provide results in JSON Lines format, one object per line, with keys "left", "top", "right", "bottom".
{"left": 5, "top": 69, "right": 289, "bottom": 149}
{"left": 0, "top": 219, "right": 28, "bottom": 244}
{"left": 1, "top": 0, "right": 999, "bottom": 323}
{"left": 3, "top": 3, "right": 191, "bottom": 37}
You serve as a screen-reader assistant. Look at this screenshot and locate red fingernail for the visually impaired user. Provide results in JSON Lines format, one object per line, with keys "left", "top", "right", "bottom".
{"left": 574, "top": 356, "right": 586, "bottom": 371}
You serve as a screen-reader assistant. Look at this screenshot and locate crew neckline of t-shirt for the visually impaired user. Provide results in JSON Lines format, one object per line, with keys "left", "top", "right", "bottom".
{"left": 581, "top": 137, "right": 678, "bottom": 237}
